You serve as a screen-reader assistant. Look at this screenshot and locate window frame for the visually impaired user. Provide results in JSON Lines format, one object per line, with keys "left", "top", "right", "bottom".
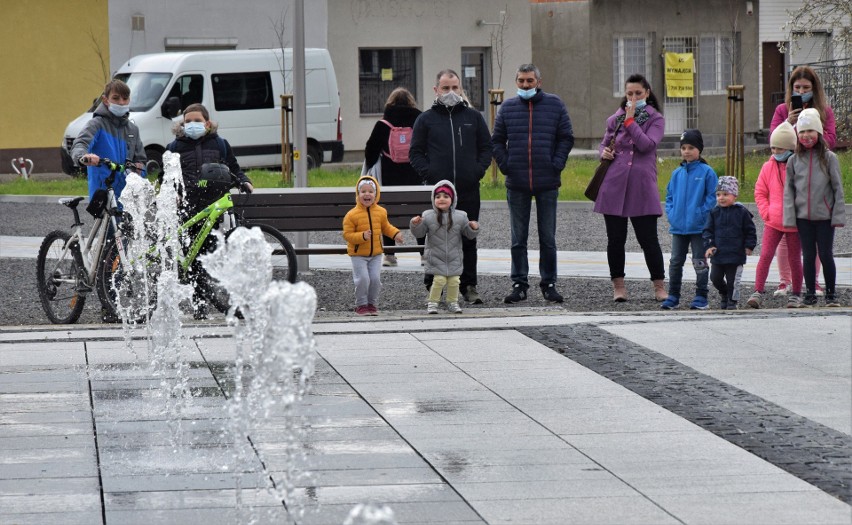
{"left": 358, "top": 47, "right": 419, "bottom": 116}
{"left": 612, "top": 34, "right": 651, "bottom": 97}
{"left": 699, "top": 34, "right": 734, "bottom": 95}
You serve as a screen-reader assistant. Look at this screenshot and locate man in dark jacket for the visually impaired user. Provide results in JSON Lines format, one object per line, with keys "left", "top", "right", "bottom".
{"left": 492, "top": 64, "right": 574, "bottom": 304}
{"left": 409, "top": 69, "right": 492, "bottom": 304}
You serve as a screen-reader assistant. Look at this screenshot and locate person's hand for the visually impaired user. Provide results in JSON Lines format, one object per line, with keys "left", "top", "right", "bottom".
{"left": 411, "top": 216, "right": 422, "bottom": 225}
{"left": 241, "top": 182, "right": 254, "bottom": 194}
{"left": 469, "top": 220, "right": 479, "bottom": 230}
{"left": 80, "top": 154, "right": 100, "bottom": 166}
{"left": 787, "top": 108, "right": 802, "bottom": 125}
{"left": 362, "top": 229, "right": 372, "bottom": 240}
{"left": 705, "top": 247, "right": 716, "bottom": 259}
{"left": 394, "top": 233, "right": 404, "bottom": 244}
{"left": 746, "top": 248, "right": 753, "bottom": 256}
{"left": 601, "top": 147, "right": 615, "bottom": 161}
{"left": 625, "top": 100, "right": 636, "bottom": 120}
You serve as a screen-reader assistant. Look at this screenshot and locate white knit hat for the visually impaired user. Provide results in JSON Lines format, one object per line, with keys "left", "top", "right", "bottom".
{"left": 797, "top": 108, "right": 824, "bottom": 135}
{"left": 770, "top": 121, "right": 797, "bottom": 150}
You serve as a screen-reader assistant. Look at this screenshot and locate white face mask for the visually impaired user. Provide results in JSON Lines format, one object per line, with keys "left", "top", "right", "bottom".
{"left": 108, "top": 103, "right": 130, "bottom": 117}
{"left": 438, "top": 91, "right": 463, "bottom": 107}
{"left": 184, "top": 121, "right": 207, "bottom": 139}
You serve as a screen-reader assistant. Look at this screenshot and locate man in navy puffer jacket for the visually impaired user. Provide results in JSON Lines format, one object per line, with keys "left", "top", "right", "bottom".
{"left": 492, "top": 64, "right": 574, "bottom": 304}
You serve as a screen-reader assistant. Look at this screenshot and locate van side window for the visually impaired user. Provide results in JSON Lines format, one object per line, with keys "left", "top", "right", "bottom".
{"left": 212, "top": 72, "right": 274, "bottom": 111}
{"left": 166, "top": 74, "right": 204, "bottom": 111}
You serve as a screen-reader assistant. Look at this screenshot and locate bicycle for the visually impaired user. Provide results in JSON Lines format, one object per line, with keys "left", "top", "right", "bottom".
{"left": 36, "top": 158, "right": 146, "bottom": 324}
{"left": 97, "top": 162, "right": 298, "bottom": 319}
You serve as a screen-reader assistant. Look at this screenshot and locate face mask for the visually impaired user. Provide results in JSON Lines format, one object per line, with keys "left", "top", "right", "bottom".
{"left": 108, "top": 103, "right": 130, "bottom": 117}
{"left": 798, "top": 135, "right": 817, "bottom": 149}
{"left": 438, "top": 91, "right": 463, "bottom": 107}
{"left": 517, "top": 88, "right": 537, "bottom": 100}
{"left": 800, "top": 91, "right": 813, "bottom": 103}
{"left": 634, "top": 99, "right": 647, "bottom": 110}
{"left": 184, "top": 122, "right": 207, "bottom": 139}
{"left": 773, "top": 150, "right": 793, "bottom": 162}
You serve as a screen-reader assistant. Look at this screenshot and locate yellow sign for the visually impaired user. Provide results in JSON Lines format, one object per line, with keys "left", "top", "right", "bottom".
{"left": 381, "top": 68, "right": 393, "bottom": 81}
{"left": 294, "top": 150, "right": 301, "bottom": 160}
{"left": 665, "top": 52, "right": 694, "bottom": 98}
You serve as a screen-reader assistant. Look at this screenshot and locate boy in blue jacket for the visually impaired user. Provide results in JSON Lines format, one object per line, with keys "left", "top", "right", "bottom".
{"left": 661, "top": 129, "right": 717, "bottom": 310}
{"left": 703, "top": 176, "right": 757, "bottom": 310}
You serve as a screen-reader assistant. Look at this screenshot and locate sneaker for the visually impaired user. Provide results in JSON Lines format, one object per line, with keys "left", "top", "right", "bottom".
{"left": 720, "top": 297, "right": 728, "bottom": 310}
{"left": 382, "top": 255, "right": 398, "bottom": 267}
{"left": 773, "top": 284, "right": 788, "bottom": 297}
{"left": 803, "top": 294, "right": 818, "bottom": 307}
{"left": 746, "top": 291, "right": 764, "bottom": 309}
{"left": 726, "top": 301, "right": 738, "bottom": 310}
{"left": 426, "top": 302, "right": 439, "bottom": 314}
{"left": 504, "top": 283, "right": 528, "bottom": 304}
{"left": 447, "top": 302, "right": 463, "bottom": 314}
{"left": 463, "top": 286, "right": 483, "bottom": 304}
{"left": 825, "top": 295, "right": 841, "bottom": 307}
{"left": 660, "top": 295, "right": 680, "bottom": 310}
{"left": 541, "top": 284, "right": 564, "bottom": 303}
{"left": 815, "top": 287, "right": 825, "bottom": 297}
{"left": 786, "top": 294, "right": 804, "bottom": 308}
{"left": 355, "top": 305, "right": 370, "bottom": 316}
{"left": 367, "top": 304, "right": 379, "bottom": 316}
{"left": 689, "top": 296, "right": 709, "bottom": 310}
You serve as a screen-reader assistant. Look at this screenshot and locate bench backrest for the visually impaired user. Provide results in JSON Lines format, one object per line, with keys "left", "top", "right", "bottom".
{"left": 232, "top": 185, "right": 433, "bottom": 232}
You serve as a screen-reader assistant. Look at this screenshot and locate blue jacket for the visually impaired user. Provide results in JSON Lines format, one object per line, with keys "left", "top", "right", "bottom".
{"left": 491, "top": 90, "right": 574, "bottom": 193}
{"left": 665, "top": 160, "right": 718, "bottom": 235}
{"left": 703, "top": 204, "right": 757, "bottom": 265}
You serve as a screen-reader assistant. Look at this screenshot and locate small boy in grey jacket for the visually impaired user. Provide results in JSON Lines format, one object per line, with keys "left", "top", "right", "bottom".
{"left": 410, "top": 180, "right": 479, "bottom": 314}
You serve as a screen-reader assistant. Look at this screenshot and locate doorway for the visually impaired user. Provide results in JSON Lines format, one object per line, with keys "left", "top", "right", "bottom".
{"left": 762, "top": 42, "right": 785, "bottom": 128}
{"left": 461, "top": 48, "right": 490, "bottom": 115}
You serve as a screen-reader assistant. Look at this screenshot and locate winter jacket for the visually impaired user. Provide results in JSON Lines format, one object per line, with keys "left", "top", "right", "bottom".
{"left": 167, "top": 126, "right": 250, "bottom": 214}
{"left": 770, "top": 103, "right": 836, "bottom": 150}
{"left": 593, "top": 106, "right": 664, "bottom": 217}
{"left": 703, "top": 204, "right": 757, "bottom": 265}
{"left": 409, "top": 180, "right": 478, "bottom": 277}
{"left": 408, "top": 100, "right": 492, "bottom": 194}
{"left": 70, "top": 102, "right": 147, "bottom": 201}
{"left": 754, "top": 158, "right": 796, "bottom": 233}
{"left": 491, "top": 90, "right": 574, "bottom": 193}
{"left": 665, "top": 160, "right": 717, "bottom": 235}
{"left": 364, "top": 105, "right": 422, "bottom": 186}
{"left": 342, "top": 175, "right": 401, "bottom": 257}
{"left": 783, "top": 149, "right": 846, "bottom": 227}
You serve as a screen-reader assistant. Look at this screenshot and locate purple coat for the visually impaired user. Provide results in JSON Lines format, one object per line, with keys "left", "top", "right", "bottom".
{"left": 594, "top": 106, "right": 664, "bottom": 217}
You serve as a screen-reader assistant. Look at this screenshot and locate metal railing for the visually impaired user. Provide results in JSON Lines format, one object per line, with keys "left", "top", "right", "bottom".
{"left": 804, "top": 58, "right": 852, "bottom": 146}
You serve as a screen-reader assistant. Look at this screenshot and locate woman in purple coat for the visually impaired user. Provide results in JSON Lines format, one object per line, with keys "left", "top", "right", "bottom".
{"left": 596, "top": 73, "right": 666, "bottom": 302}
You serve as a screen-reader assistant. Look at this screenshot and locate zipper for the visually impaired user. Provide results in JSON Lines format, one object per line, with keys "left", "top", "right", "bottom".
{"left": 527, "top": 100, "right": 533, "bottom": 191}
{"left": 807, "top": 150, "right": 813, "bottom": 220}
{"left": 449, "top": 114, "right": 457, "bottom": 185}
{"left": 366, "top": 206, "right": 375, "bottom": 256}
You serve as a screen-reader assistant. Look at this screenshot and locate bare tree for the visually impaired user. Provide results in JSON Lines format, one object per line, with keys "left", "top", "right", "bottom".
{"left": 270, "top": 6, "right": 291, "bottom": 89}
{"left": 88, "top": 28, "right": 110, "bottom": 87}
{"left": 489, "top": 7, "right": 510, "bottom": 89}
{"left": 724, "top": 0, "right": 755, "bottom": 85}
{"left": 779, "top": 0, "right": 852, "bottom": 57}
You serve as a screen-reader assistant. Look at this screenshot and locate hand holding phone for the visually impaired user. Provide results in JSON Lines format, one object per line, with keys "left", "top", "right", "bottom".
{"left": 791, "top": 94, "right": 804, "bottom": 111}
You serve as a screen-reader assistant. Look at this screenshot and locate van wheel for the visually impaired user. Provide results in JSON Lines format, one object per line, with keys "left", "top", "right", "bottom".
{"left": 307, "top": 145, "right": 322, "bottom": 170}
{"left": 145, "top": 148, "right": 163, "bottom": 178}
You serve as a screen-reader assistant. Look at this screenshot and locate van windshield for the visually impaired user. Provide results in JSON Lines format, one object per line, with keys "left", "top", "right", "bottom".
{"left": 113, "top": 72, "right": 173, "bottom": 112}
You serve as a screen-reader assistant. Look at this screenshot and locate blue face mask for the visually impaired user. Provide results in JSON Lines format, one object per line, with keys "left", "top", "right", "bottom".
{"left": 184, "top": 122, "right": 207, "bottom": 139}
{"left": 800, "top": 91, "right": 813, "bottom": 103}
{"left": 634, "top": 99, "right": 647, "bottom": 110}
{"left": 773, "top": 150, "right": 793, "bottom": 162}
{"left": 517, "top": 88, "right": 537, "bottom": 100}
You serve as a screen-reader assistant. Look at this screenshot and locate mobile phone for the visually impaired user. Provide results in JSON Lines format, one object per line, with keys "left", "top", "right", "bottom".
{"left": 791, "top": 94, "right": 804, "bottom": 111}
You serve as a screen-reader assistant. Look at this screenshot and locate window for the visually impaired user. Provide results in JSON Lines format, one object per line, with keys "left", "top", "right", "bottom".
{"left": 212, "top": 72, "right": 273, "bottom": 111}
{"left": 359, "top": 48, "right": 417, "bottom": 114}
{"left": 612, "top": 36, "right": 649, "bottom": 96}
{"left": 114, "top": 72, "right": 173, "bottom": 112}
{"left": 699, "top": 36, "right": 733, "bottom": 94}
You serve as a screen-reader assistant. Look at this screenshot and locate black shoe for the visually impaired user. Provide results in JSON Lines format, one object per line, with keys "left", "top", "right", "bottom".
{"left": 803, "top": 294, "right": 818, "bottom": 306}
{"left": 541, "top": 283, "right": 564, "bottom": 303}
{"left": 504, "top": 283, "right": 528, "bottom": 304}
{"left": 463, "top": 286, "right": 483, "bottom": 304}
{"left": 720, "top": 297, "right": 728, "bottom": 310}
{"left": 726, "top": 301, "right": 738, "bottom": 310}
{"left": 101, "top": 308, "right": 121, "bottom": 324}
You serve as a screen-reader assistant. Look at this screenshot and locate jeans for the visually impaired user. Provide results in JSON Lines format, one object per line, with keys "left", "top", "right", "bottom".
{"left": 507, "top": 188, "right": 559, "bottom": 287}
{"left": 603, "top": 214, "right": 665, "bottom": 281}
{"left": 351, "top": 255, "right": 383, "bottom": 306}
{"left": 668, "top": 234, "right": 708, "bottom": 297}
{"left": 796, "top": 219, "right": 836, "bottom": 296}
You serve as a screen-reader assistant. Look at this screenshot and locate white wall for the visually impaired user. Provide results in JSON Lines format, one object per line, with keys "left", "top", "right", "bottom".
{"left": 328, "top": 0, "right": 531, "bottom": 155}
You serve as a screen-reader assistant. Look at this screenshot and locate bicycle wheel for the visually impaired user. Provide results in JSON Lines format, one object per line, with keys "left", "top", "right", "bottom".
{"left": 36, "top": 231, "right": 87, "bottom": 324}
{"left": 96, "top": 236, "right": 157, "bottom": 323}
{"left": 202, "top": 223, "right": 298, "bottom": 314}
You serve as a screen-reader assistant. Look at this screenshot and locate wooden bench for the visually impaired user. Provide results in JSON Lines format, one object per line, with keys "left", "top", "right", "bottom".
{"left": 232, "top": 185, "right": 433, "bottom": 255}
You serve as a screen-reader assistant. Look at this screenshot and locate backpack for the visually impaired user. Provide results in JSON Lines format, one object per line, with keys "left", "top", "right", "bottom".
{"left": 380, "top": 119, "right": 412, "bottom": 164}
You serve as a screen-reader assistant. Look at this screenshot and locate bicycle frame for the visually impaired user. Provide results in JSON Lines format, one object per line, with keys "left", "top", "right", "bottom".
{"left": 176, "top": 192, "right": 234, "bottom": 273}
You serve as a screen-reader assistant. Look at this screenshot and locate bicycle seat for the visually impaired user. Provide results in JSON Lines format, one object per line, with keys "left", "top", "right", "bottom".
{"left": 59, "top": 197, "right": 86, "bottom": 208}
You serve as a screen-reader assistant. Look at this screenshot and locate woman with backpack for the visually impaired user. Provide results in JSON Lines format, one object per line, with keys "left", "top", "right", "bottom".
{"left": 364, "top": 88, "right": 422, "bottom": 266}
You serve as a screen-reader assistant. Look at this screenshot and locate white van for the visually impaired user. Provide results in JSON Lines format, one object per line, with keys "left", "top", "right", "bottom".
{"left": 61, "top": 48, "right": 343, "bottom": 174}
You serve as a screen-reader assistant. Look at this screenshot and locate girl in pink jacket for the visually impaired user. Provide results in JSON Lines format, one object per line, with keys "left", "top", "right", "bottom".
{"left": 747, "top": 122, "right": 804, "bottom": 309}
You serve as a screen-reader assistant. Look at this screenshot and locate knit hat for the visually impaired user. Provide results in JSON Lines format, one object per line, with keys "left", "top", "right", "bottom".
{"left": 716, "top": 176, "right": 738, "bottom": 196}
{"left": 770, "top": 121, "right": 797, "bottom": 150}
{"left": 679, "top": 129, "right": 704, "bottom": 152}
{"left": 434, "top": 183, "right": 454, "bottom": 201}
{"left": 797, "top": 108, "right": 824, "bottom": 135}
{"left": 357, "top": 179, "right": 377, "bottom": 192}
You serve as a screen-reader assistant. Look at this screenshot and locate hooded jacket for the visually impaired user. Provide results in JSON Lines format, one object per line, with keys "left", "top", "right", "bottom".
{"left": 755, "top": 158, "right": 796, "bottom": 233}
{"left": 783, "top": 148, "right": 845, "bottom": 227}
{"left": 364, "top": 105, "right": 422, "bottom": 186}
{"left": 409, "top": 180, "right": 479, "bottom": 277}
{"left": 703, "top": 203, "right": 757, "bottom": 265}
{"left": 70, "top": 102, "right": 147, "bottom": 201}
{"left": 491, "top": 89, "right": 574, "bottom": 193}
{"left": 408, "top": 100, "right": 493, "bottom": 194}
{"left": 665, "top": 160, "right": 718, "bottom": 235}
{"left": 342, "top": 175, "right": 401, "bottom": 257}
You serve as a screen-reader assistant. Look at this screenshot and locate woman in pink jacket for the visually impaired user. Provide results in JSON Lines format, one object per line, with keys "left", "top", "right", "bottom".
{"left": 746, "top": 122, "right": 803, "bottom": 309}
